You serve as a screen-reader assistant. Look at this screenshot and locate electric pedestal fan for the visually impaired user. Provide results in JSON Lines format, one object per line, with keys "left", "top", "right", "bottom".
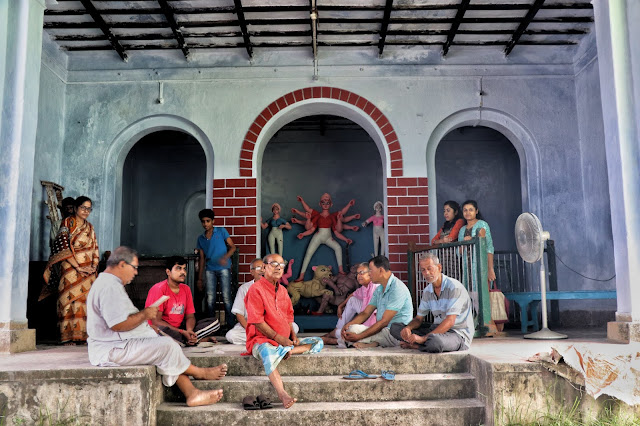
{"left": 515, "top": 212, "right": 567, "bottom": 340}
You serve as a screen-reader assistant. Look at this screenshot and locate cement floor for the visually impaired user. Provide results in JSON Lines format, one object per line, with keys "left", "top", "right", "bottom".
{"left": 0, "top": 327, "right": 618, "bottom": 372}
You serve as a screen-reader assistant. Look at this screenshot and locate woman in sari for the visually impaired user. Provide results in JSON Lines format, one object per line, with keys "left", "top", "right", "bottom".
{"left": 43, "top": 196, "right": 99, "bottom": 344}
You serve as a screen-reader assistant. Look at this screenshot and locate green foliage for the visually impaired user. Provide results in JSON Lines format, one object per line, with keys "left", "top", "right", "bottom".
{"left": 0, "top": 399, "right": 89, "bottom": 426}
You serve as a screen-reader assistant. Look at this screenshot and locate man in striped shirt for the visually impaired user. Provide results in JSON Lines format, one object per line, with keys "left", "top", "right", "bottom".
{"left": 390, "top": 252, "right": 474, "bottom": 352}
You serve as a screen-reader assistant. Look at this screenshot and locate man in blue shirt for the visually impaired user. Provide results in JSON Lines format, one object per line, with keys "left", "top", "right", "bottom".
{"left": 197, "top": 209, "right": 236, "bottom": 329}
{"left": 341, "top": 255, "right": 413, "bottom": 348}
{"left": 391, "top": 252, "right": 474, "bottom": 353}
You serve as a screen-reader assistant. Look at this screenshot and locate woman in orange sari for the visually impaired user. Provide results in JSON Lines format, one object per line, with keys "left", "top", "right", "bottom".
{"left": 43, "top": 196, "right": 99, "bottom": 344}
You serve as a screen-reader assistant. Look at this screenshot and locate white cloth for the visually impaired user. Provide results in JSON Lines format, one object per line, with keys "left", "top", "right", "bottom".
{"left": 87, "top": 272, "right": 190, "bottom": 385}
{"left": 335, "top": 297, "right": 366, "bottom": 348}
{"left": 231, "top": 279, "right": 255, "bottom": 317}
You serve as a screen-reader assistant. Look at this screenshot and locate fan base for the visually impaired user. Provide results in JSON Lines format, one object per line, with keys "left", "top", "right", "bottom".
{"left": 523, "top": 328, "right": 568, "bottom": 340}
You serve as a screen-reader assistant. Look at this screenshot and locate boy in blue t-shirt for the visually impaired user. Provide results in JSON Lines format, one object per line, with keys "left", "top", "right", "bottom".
{"left": 197, "top": 209, "right": 236, "bottom": 329}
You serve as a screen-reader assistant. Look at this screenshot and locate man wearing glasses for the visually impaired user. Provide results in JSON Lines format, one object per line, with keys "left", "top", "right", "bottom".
{"left": 87, "top": 246, "right": 228, "bottom": 407}
{"left": 244, "top": 254, "right": 323, "bottom": 409}
{"left": 391, "top": 253, "right": 473, "bottom": 353}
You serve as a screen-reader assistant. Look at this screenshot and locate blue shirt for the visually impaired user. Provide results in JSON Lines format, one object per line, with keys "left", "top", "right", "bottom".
{"left": 268, "top": 217, "right": 287, "bottom": 228}
{"left": 197, "top": 227, "right": 231, "bottom": 271}
{"left": 368, "top": 274, "right": 413, "bottom": 327}
{"left": 418, "top": 274, "right": 474, "bottom": 348}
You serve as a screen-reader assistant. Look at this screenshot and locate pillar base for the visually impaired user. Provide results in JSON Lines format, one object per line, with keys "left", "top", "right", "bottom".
{"left": 0, "top": 322, "right": 36, "bottom": 354}
{"left": 607, "top": 321, "right": 640, "bottom": 343}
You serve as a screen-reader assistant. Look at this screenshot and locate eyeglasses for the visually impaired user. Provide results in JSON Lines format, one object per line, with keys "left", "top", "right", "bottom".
{"left": 251, "top": 266, "right": 263, "bottom": 271}
{"left": 78, "top": 206, "right": 93, "bottom": 212}
{"left": 356, "top": 270, "right": 370, "bottom": 276}
{"left": 124, "top": 261, "right": 139, "bottom": 270}
{"left": 267, "top": 261, "right": 287, "bottom": 269}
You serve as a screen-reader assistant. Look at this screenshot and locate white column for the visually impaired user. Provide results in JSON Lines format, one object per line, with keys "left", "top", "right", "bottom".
{"left": 0, "top": 0, "right": 46, "bottom": 353}
{"left": 593, "top": 0, "right": 640, "bottom": 342}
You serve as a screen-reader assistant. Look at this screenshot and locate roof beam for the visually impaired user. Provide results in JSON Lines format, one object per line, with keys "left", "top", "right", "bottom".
{"left": 377, "top": 0, "right": 393, "bottom": 55}
{"left": 233, "top": 0, "right": 253, "bottom": 59}
{"left": 442, "top": 0, "right": 471, "bottom": 56}
{"left": 505, "top": 0, "right": 546, "bottom": 55}
{"left": 77, "top": 0, "right": 127, "bottom": 61}
{"left": 157, "top": 0, "right": 189, "bottom": 59}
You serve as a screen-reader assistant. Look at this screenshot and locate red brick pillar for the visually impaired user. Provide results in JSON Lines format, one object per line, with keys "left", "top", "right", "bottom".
{"left": 386, "top": 177, "right": 429, "bottom": 282}
{"left": 212, "top": 178, "right": 257, "bottom": 284}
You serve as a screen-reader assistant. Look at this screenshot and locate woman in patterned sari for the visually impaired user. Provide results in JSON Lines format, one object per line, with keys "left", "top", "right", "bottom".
{"left": 43, "top": 196, "right": 99, "bottom": 345}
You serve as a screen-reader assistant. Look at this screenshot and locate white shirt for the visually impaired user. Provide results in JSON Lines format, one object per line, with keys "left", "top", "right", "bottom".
{"left": 231, "top": 279, "right": 255, "bottom": 317}
{"left": 87, "top": 272, "right": 157, "bottom": 366}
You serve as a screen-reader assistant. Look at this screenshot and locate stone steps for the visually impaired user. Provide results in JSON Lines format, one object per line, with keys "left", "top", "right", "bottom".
{"left": 157, "top": 350, "right": 485, "bottom": 425}
{"left": 163, "top": 372, "right": 477, "bottom": 403}
{"left": 156, "top": 399, "right": 485, "bottom": 426}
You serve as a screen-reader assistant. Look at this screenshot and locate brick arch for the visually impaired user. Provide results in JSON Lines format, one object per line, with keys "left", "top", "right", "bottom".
{"left": 238, "top": 87, "right": 403, "bottom": 177}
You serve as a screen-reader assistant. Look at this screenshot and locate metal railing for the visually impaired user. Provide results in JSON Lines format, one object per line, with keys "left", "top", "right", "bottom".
{"left": 408, "top": 237, "right": 491, "bottom": 337}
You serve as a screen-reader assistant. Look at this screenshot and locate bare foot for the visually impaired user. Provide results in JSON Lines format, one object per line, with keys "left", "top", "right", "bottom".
{"left": 63, "top": 342, "right": 77, "bottom": 346}
{"left": 186, "top": 389, "right": 223, "bottom": 407}
{"left": 201, "top": 363, "right": 228, "bottom": 380}
{"left": 353, "top": 342, "right": 378, "bottom": 349}
{"left": 400, "top": 342, "right": 419, "bottom": 349}
{"left": 199, "top": 336, "right": 218, "bottom": 344}
{"left": 322, "top": 336, "right": 338, "bottom": 345}
{"left": 278, "top": 392, "right": 297, "bottom": 409}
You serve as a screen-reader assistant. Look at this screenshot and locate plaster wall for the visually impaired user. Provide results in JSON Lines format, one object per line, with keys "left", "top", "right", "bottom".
{"left": 30, "top": 59, "right": 615, "bottom": 303}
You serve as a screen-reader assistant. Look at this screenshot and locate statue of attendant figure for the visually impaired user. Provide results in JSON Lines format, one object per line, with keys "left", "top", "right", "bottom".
{"left": 260, "top": 203, "right": 291, "bottom": 256}
{"left": 291, "top": 193, "right": 359, "bottom": 282}
{"left": 361, "top": 201, "right": 385, "bottom": 256}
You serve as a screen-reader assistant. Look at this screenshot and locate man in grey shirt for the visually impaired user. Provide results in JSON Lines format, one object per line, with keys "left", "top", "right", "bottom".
{"left": 87, "top": 246, "right": 227, "bottom": 407}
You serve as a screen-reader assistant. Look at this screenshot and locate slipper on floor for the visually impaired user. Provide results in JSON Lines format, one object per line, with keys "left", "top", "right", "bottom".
{"left": 256, "top": 394, "right": 273, "bottom": 409}
{"left": 343, "top": 369, "right": 379, "bottom": 380}
{"left": 242, "top": 396, "right": 260, "bottom": 410}
{"left": 381, "top": 370, "right": 396, "bottom": 381}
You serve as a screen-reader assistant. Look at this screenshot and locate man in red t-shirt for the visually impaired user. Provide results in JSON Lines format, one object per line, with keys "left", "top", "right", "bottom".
{"left": 245, "top": 253, "right": 323, "bottom": 409}
{"left": 145, "top": 256, "right": 219, "bottom": 346}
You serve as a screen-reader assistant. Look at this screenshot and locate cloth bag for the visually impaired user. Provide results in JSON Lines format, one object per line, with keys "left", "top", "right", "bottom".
{"left": 489, "top": 281, "right": 508, "bottom": 322}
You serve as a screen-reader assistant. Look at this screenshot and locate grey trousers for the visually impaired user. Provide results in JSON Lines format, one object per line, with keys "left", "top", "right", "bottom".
{"left": 389, "top": 322, "right": 467, "bottom": 353}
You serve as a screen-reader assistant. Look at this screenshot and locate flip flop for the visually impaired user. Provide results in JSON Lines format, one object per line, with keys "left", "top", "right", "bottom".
{"left": 242, "top": 396, "right": 260, "bottom": 410}
{"left": 256, "top": 394, "right": 273, "bottom": 409}
{"left": 343, "top": 369, "right": 379, "bottom": 380}
{"left": 381, "top": 370, "right": 396, "bottom": 381}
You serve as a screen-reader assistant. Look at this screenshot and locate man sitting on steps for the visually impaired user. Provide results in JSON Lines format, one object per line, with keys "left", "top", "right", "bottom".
{"left": 391, "top": 252, "right": 474, "bottom": 353}
{"left": 145, "top": 256, "right": 219, "bottom": 346}
{"left": 87, "top": 246, "right": 227, "bottom": 407}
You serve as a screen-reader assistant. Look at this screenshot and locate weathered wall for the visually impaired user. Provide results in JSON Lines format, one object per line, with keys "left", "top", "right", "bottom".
{"left": 29, "top": 41, "right": 617, "bottom": 311}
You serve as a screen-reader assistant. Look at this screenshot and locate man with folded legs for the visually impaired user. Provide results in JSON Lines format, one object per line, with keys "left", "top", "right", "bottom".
{"left": 245, "top": 254, "right": 323, "bottom": 409}
{"left": 341, "top": 255, "right": 413, "bottom": 348}
{"left": 145, "top": 256, "right": 220, "bottom": 346}
{"left": 390, "top": 252, "right": 473, "bottom": 353}
{"left": 87, "top": 246, "right": 227, "bottom": 407}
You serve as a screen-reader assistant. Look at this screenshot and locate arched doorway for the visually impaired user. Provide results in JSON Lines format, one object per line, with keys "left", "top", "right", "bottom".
{"left": 435, "top": 126, "right": 522, "bottom": 251}
{"left": 120, "top": 130, "right": 206, "bottom": 256}
{"left": 260, "top": 115, "right": 383, "bottom": 279}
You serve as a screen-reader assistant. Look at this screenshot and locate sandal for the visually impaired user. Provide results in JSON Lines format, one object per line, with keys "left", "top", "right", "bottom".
{"left": 242, "top": 396, "right": 260, "bottom": 410}
{"left": 256, "top": 394, "right": 273, "bottom": 409}
{"left": 381, "top": 370, "right": 396, "bottom": 381}
{"left": 343, "top": 369, "right": 379, "bottom": 380}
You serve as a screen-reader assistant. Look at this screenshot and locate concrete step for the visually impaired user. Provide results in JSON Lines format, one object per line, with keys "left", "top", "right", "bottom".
{"left": 156, "top": 399, "right": 485, "bottom": 426}
{"left": 164, "top": 373, "right": 477, "bottom": 403}
{"left": 186, "top": 350, "right": 469, "bottom": 376}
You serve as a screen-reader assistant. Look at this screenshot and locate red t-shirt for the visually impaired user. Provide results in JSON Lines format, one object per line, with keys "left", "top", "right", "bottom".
{"left": 244, "top": 276, "right": 294, "bottom": 353}
{"left": 311, "top": 210, "right": 337, "bottom": 229}
{"left": 145, "top": 280, "right": 196, "bottom": 328}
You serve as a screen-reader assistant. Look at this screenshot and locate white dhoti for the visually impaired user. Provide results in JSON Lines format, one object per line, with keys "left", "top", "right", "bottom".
{"left": 335, "top": 298, "right": 365, "bottom": 348}
{"left": 300, "top": 228, "right": 342, "bottom": 274}
{"left": 106, "top": 336, "right": 191, "bottom": 387}
{"left": 225, "top": 322, "right": 300, "bottom": 345}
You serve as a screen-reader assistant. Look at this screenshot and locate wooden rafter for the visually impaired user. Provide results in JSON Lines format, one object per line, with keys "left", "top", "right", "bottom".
{"left": 505, "top": 0, "right": 547, "bottom": 55}
{"left": 443, "top": 0, "right": 471, "bottom": 56}
{"left": 77, "top": 0, "right": 127, "bottom": 61}
{"left": 377, "top": 0, "right": 394, "bottom": 55}
{"left": 233, "top": 0, "right": 253, "bottom": 59}
{"left": 157, "top": 0, "right": 189, "bottom": 59}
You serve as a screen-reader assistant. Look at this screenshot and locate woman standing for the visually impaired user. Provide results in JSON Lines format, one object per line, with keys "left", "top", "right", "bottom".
{"left": 458, "top": 200, "right": 496, "bottom": 285}
{"left": 260, "top": 203, "right": 291, "bottom": 256}
{"left": 43, "top": 196, "right": 99, "bottom": 345}
{"left": 431, "top": 201, "right": 465, "bottom": 277}
{"left": 361, "top": 201, "right": 385, "bottom": 256}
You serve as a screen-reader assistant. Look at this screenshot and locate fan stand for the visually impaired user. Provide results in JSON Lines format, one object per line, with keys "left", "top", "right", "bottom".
{"left": 524, "top": 261, "right": 568, "bottom": 340}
